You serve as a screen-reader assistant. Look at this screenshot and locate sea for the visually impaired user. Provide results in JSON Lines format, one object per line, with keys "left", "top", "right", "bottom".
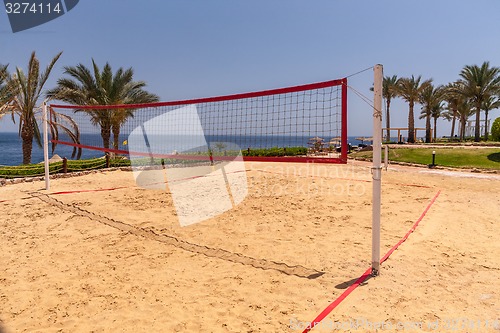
{"left": 0, "top": 132, "right": 370, "bottom": 166}
{"left": 0, "top": 132, "right": 104, "bottom": 166}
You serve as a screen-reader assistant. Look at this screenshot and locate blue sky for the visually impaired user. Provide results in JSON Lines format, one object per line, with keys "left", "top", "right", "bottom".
{"left": 1, "top": 0, "right": 500, "bottom": 136}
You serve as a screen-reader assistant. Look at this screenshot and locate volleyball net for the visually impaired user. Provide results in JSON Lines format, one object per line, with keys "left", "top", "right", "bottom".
{"left": 49, "top": 78, "right": 348, "bottom": 165}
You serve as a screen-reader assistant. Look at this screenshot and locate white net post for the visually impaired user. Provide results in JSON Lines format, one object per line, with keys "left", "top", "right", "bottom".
{"left": 43, "top": 101, "right": 50, "bottom": 191}
{"left": 372, "top": 64, "right": 383, "bottom": 276}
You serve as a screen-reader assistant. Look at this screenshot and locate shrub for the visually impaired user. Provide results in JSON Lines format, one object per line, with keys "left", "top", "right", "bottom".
{"left": 0, "top": 158, "right": 130, "bottom": 179}
{"left": 243, "top": 146, "right": 307, "bottom": 157}
{"left": 491, "top": 117, "right": 500, "bottom": 141}
{"left": 0, "top": 147, "right": 312, "bottom": 179}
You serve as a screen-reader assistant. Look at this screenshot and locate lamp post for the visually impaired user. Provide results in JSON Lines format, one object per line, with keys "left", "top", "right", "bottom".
{"left": 429, "top": 150, "right": 436, "bottom": 168}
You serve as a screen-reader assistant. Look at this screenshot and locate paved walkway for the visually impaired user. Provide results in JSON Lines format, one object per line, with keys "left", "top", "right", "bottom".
{"left": 349, "top": 159, "right": 500, "bottom": 180}
{"left": 386, "top": 143, "right": 500, "bottom": 149}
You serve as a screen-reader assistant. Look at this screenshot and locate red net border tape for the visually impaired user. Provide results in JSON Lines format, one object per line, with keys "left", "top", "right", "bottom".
{"left": 0, "top": 170, "right": 250, "bottom": 203}
{"left": 50, "top": 79, "right": 347, "bottom": 110}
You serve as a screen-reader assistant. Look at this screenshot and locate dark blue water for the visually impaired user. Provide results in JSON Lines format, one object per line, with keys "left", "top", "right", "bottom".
{"left": 0, "top": 132, "right": 369, "bottom": 166}
{"left": 0, "top": 132, "right": 103, "bottom": 166}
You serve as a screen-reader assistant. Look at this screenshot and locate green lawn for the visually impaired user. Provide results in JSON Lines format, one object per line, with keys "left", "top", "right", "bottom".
{"left": 352, "top": 147, "right": 500, "bottom": 170}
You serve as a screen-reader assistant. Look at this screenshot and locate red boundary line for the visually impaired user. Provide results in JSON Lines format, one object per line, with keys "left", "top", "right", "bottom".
{"left": 301, "top": 190, "right": 441, "bottom": 333}
{"left": 45, "top": 169, "right": 251, "bottom": 196}
{"left": 380, "top": 190, "right": 441, "bottom": 264}
{"left": 0, "top": 169, "right": 247, "bottom": 203}
{"left": 50, "top": 187, "right": 130, "bottom": 195}
{"left": 50, "top": 79, "right": 346, "bottom": 110}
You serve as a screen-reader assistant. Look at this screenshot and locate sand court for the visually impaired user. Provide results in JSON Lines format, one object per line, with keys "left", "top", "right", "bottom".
{"left": 1, "top": 161, "right": 499, "bottom": 332}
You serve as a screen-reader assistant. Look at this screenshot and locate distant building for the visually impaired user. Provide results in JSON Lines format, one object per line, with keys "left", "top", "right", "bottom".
{"left": 464, "top": 119, "right": 490, "bottom": 137}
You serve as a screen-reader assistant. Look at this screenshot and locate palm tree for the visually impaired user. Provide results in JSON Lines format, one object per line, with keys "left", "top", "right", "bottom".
{"left": 481, "top": 95, "right": 500, "bottom": 141}
{"left": 396, "top": 75, "right": 432, "bottom": 143}
{"left": 419, "top": 86, "right": 433, "bottom": 143}
{"left": 457, "top": 61, "right": 500, "bottom": 142}
{"left": 419, "top": 84, "right": 444, "bottom": 143}
{"left": 48, "top": 60, "right": 159, "bottom": 151}
{"left": 442, "top": 82, "right": 462, "bottom": 139}
{"left": 1, "top": 51, "right": 81, "bottom": 164}
{"left": 431, "top": 100, "right": 444, "bottom": 142}
{"left": 382, "top": 75, "right": 399, "bottom": 142}
{"left": 456, "top": 99, "right": 474, "bottom": 141}
{"left": 441, "top": 107, "right": 457, "bottom": 140}
{"left": 0, "top": 63, "right": 7, "bottom": 77}
{"left": 0, "top": 64, "right": 10, "bottom": 108}
{"left": 369, "top": 75, "right": 399, "bottom": 142}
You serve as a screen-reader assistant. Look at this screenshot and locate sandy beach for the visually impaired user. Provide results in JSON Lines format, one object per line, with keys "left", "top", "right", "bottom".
{"left": 1, "top": 160, "right": 499, "bottom": 332}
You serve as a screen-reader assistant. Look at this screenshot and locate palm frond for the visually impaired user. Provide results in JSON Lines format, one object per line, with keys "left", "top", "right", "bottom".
{"left": 49, "top": 59, "right": 159, "bottom": 151}
{"left": 32, "top": 115, "right": 42, "bottom": 148}
{"left": 49, "top": 111, "right": 59, "bottom": 154}
{"left": 3, "top": 52, "right": 62, "bottom": 163}
{"left": 15, "top": 68, "right": 28, "bottom": 103}
{"left": 48, "top": 108, "right": 82, "bottom": 159}
{"left": 37, "top": 51, "right": 62, "bottom": 97}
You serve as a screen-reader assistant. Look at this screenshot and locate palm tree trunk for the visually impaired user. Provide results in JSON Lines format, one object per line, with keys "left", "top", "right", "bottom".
{"left": 474, "top": 102, "right": 481, "bottom": 142}
{"left": 450, "top": 110, "right": 456, "bottom": 138}
{"left": 484, "top": 110, "right": 490, "bottom": 141}
{"left": 386, "top": 98, "right": 391, "bottom": 142}
{"left": 460, "top": 117, "right": 466, "bottom": 141}
{"left": 408, "top": 101, "right": 415, "bottom": 143}
{"left": 101, "top": 125, "right": 111, "bottom": 150}
{"left": 425, "top": 113, "right": 431, "bottom": 143}
{"left": 21, "top": 122, "right": 34, "bottom": 165}
{"left": 22, "top": 138, "right": 33, "bottom": 165}
{"left": 433, "top": 117, "right": 438, "bottom": 142}
{"left": 112, "top": 124, "right": 120, "bottom": 150}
